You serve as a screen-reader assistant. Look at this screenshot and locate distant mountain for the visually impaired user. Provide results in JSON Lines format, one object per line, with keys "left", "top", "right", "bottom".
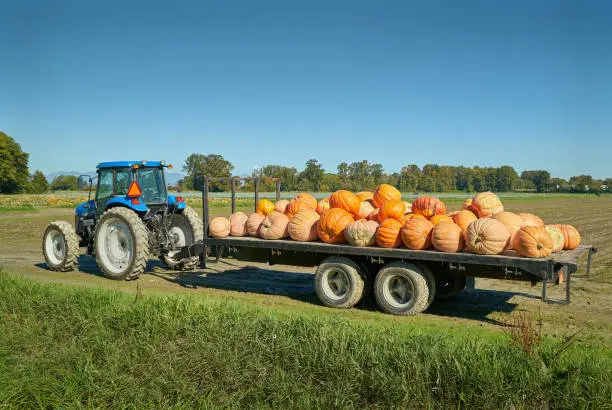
{"left": 164, "top": 172, "right": 184, "bottom": 186}
{"left": 46, "top": 170, "right": 185, "bottom": 186}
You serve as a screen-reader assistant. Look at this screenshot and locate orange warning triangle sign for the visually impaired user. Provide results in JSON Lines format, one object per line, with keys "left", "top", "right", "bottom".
{"left": 127, "top": 181, "right": 142, "bottom": 197}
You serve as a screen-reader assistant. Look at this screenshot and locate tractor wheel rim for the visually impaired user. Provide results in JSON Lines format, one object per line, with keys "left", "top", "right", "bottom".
{"left": 169, "top": 215, "right": 191, "bottom": 249}
{"left": 45, "top": 229, "right": 66, "bottom": 266}
{"left": 321, "top": 268, "right": 349, "bottom": 300}
{"left": 382, "top": 274, "right": 413, "bottom": 308}
{"left": 98, "top": 217, "right": 133, "bottom": 274}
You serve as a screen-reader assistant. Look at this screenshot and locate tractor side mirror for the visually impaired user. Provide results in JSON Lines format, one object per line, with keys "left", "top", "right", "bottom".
{"left": 77, "top": 176, "right": 91, "bottom": 190}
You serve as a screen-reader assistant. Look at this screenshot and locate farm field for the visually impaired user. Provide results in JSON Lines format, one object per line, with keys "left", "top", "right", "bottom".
{"left": 1, "top": 194, "right": 611, "bottom": 407}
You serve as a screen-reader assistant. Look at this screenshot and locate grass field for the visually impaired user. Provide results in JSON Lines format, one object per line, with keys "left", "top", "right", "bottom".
{"left": 0, "top": 194, "right": 611, "bottom": 407}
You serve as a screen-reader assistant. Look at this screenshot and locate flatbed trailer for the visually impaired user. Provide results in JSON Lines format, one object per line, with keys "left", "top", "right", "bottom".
{"left": 182, "top": 177, "right": 597, "bottom": 316}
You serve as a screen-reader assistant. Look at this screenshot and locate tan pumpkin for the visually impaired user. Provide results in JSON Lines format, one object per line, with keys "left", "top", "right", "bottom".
{"left": 453, "top": 210, "right": 478, "bottom": 240}
{"left": 446, "top": 210, "right": 460, "bottom": 219}
{"left": 286, "top": 198, "right": 313, "bottom": 219}
{"left": 432, "top": 222, "right": 465, "bottom": 253}
{"left": 373, "top": 183, "right": 401, "bottom": 207}
{"left": 316, "top": 198, "right": 330, "bottom": 215}
{"left": 411, "top": 196, "right": 447, "bottom": 218}
{"left": 259, "top": 211, "right": 289, "bottom": 240}
{"left": 377, "top": 199, "right": 406, "bottom": 222}
{"left": 274, "top": 199, "right": 290, "bottom": 213}
{"left": 491, "top": 211, "right": 523, "bottom": 249}
{"left": 229, "top": 212, "right": 249, "bottom": 237}
{"left": 375, "top": 218, "right": 403, "bottom": 248}
{"left": 513, "top": 226, "right": 553, "bottom": 258}
{"left": 400, "top": 218, "right": 434, "bottom": 250}
{"left": 518, "top": 213, "right": 545, "bottom": 227}
{"left": 356, "top": 191, "right": 374, "bottom": 202}
{"left": 471, "top": 192, "right": 504, "bottom": 218}
{"left": 209, "top": 217, "right": 230, "bottom": 238}
{"left": 295, "top": 193, "right": 317, "bottom": 211}
{"left": 256, "top": 199, "right": 275, "bottom": 216}
{"left": 316, "top": 208, "right": 354, "bottom": 244}
{"left": 366, "top": 208, "right": 380, "bottom": 221}
{"left": 545, "top": 225, "right": 565, "bottom": 252}
{"left": 358, "top": 200, "right": 376, "bottom": 219}
{"left": 246, "top": 212, "right": 265, "bottom": 236}
{"left": 329, "top": 190, "right": 361, "bottom": 217}
{"left": 345, "top": 219, "right": 379, "bottom": 247}
{"left": 466, "top": 218, "right": 510, "bottom": 255}
{"left": 429, "top": 214, "right": 453, "bottom": 226}
{"left": 404, "top": 201, "right": 412, "bottom": 214}
{"left": 288, "top": 210, "right": 320, "bottom": 242}
{"left": 552, "top": 224, "right": 581, "bottom": 250}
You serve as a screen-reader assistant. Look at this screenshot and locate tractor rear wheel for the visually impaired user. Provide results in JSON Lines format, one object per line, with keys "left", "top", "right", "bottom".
{"left": 42, "top": 221, "right": 80, "bottom": 271}
{"left": 159, "top": 206, "right": 203, "bottom": 271}
{"left": 94, "top": 207, "right": 149, "bottom": 280}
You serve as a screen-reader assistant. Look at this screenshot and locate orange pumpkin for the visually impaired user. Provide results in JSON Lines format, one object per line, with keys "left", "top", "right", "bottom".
{"left": 229, "top": 212, "right": 248, "bottom": 237}
{"left": 209, "top": 217, "right": 230, "bottom": 238}
{"left": 491, "top": 211, "right": 523, "bottom": 249}
{"left": 461, "top": 198, "right": 474, "bottom": 211}
{"left": 552, "top": 224, "right": 581, "bottom": 250}
{"left": 259, "top": 211, "right": 289, "bottom": 240}
{"left": 356, "top": 191, "right": 374, "bottom": 201}
{"left": 246, "top": 213, "right": 265, "bottom": 237}
{"left": 274, "top": 199, "right": 290, "bottom": 213}
{"left": 375, "top": 218, "right": 403, "bottom": 248}
{"left": 316, "top": 198, "right": 330, "bottom": 215}
{"left": 446, "top": 210, "right": 460, "bottom": 219}
{"left": 345, "top": 219, "right": 379, "bottom": 247}
{"left": 329, "top": 190, "right": 361, "bottom": 217}
{"left": 466, "top": 218, "right": 510, "bottom": 255}
{"left": 453, "top": 210, "right": 478, "bottom": 240}
{"left": 429, "top": 214, "right": 453, "bottom": 226}
{"left": 545, "top": 225, "right": 564, "bottom": 252}
{"left": 432, "top": 222, "right": 465, "bottom": 253}
{"left": 295, "top": 193, "right": 317, "bottom": 211}
{"left": 411, "top": 196, "right": 447, "bottom": 218}
{"left": 373, "top": 184, "right": 401, "bottom": 207}
{"left": 358, "top": 200, "right": 376, "bottom": 219}
{"left": 256, "top": 199, "right": 275, "bottom": 216}
{"left": 316, "top": 208, "right": 354, "bottom": 244}
{"left": 288, "top": 210, "right": 320, "bottom": 242}
{"left": 377, "top": 199, "right": 406, "bottom": 222}
{"left": 286, "top": 198, "right": 313, "bottom": 219}
{"left": 471, "top": 192, "right": 504, "bottom": 218}
{"left": 404, "top": 201, "right": 413, "bottom": 214}
{"left": 519, "top": 213, "right": 545, "bottom": 227}
{"left": 404, "top": 213, "right": 427, "bottom": 221}
{"left": 400, "top": 218, "right": 434, "bottom": 250}
{"left": 513, "top": 226, "right": 553, "bottom": 258}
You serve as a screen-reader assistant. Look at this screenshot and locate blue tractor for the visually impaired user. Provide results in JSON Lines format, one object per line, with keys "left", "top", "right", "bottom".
{"left": 42, "top": 161, "right": 203, "bottom": 280}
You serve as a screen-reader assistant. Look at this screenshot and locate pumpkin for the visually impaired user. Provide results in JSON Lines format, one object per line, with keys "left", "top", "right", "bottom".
{"left": 411, "top": 196, "right": 447, "bottom": 218}
{"left": 400, "top": 218, "right": 434, "bottom": 250}
{"left": 316, "top": 198, "right": 330, "bottom": 215}
{"left": 256, "top": 199, "right": 275, "bottom": 216}
{"left": 356, "top": 191, "right": 374, "bottom": 201}
{"left": 453, "top": 210, "right": 478, "bottom": 240}
{"left": 404, "top": 201, "right": 413, "bottom": 214}
{"left": 375, "top": 218, "right": 403, "bottom": 248}
{"left": 491, "top": 211, "right": 523, "bottom": 249}
{"left": 466, "top": 218, "right": 510, "bottom": 255}
{"left": 259, "top": 211, "right": 289, "bottom": 240}
{"left": 432, "top": 222, "right": 465, "bottom": 253}
{"left": 358, "top": 200, "right": 376, "bottom": 219}
{"left": 429, "top": 214, "right": 453, "bottom": 226}
{"left": 345, "top": 219, "right": 379, "bottom": 247}
{"left": 286, "top": 198, "right": 313, "bottom": 219}
{"left": 377, "top": 199, "right": 406, "bottom": 222}
{"left": 274, "top": 199, "right": 290, "bottom": 213}
{"left": 295, "top": 193, "right": 317, "bottom": 211}
{"left": 513, "top": 226, "right": 553, "bottom": 258}
{"left": 471, "top": 192, "right": 504, "bottom": 218}
{"left": 246, "top": 213, "right": 265, "bottom": 236}
{"left": 317, "top": 208, "right": 355, "bottom": 243}
{"left": 366, "top": 208, "right": 379, "bottom": 221}
{"left": 519, "top": 213, "right": 545, "bottom": 227}
{"left": 461, "top": 198, "right": 474, "bottom": 211}
{"left": 288, "top": 210, "right": 320, "bottom": 242}
{"left": 446, "top": 210, "right": 460, "bottom": 218}
{"left": 229, "top": 212, "right": 248, "bottom": 237}
{"left": 545, "top": 225, "right": 565, "bottom": 252}
{"left": 209, "top": 217, "right": 230, "bottom": 238}
{"left": 404, "top": 213, "right": 427, "bottom": 221}
{"left": 329, "top": 190, "right": 361, "bottom": 217}
{"left": 552, "top": 224, "right": 581, "bottom": 250}
{"left": 373, "top": 183, "right": 401, "bottom": 207}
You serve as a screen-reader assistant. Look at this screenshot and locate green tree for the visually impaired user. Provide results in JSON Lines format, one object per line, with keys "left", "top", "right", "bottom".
{"left": 321, "top": 173, "right": 343, "bottom": 192}
{"left": 182, "top": 153, "right": 234, "bottom": 192}
{"left": 337, "top": 162, "right": 349, "bottom": 188}
{"left": 299, "top": 159, "right": 324, "bottom": 191}
{"left": 51, "top": 175, "right": 78, "bottom": 191}
{"left": 521, "top": 170, "right": 551, "bottom": 193}
{"left": 252, "top": 165, "right": 298, "bottom": 191}
{"left": 30, "top": 170, "right": 49, "bottom": 193}
{"left": 495, "top": 166, "right": 518, "bottom": 192}
{"left": 400, "top": 165, "right": 421, "bottom": 192}
{"left": 0, "top": 131, "right": 30, "bottom": 194}
{"left": 568, "top": 175, "right": 593, "bottom": 192}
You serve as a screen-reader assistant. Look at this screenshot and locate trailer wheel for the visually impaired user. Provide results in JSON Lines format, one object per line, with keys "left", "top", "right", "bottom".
{"left": 416, "top": 263, "right": 437, "bottom": 309}
{"left": 374, "top": 262, "right": 430, "bottom": 316}
{"left": 435, "top": 275, "right": 467, "bottom": 300}
{"left": 315, "top": 257, "right": 365, "bottom": 309}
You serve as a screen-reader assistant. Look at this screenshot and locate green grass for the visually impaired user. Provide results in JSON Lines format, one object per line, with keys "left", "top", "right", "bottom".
{"left": 1, "top": 272, "right": 610, "bottom": 408}
{"left": 0, "top": 205, "right": 37, "bottom": 213}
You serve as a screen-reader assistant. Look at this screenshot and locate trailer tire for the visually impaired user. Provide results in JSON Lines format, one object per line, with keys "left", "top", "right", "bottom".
{"left": 315, "top": 257, "right": 365, "bottom": 309}
{"left": 435, "top": 275, "right": 467, "bottom": 300}
{"left": 416, "top": 263, "right": 437, "bottom": 309}
{"left": 160, "top": 205, "right": 203, "bottom": 271}
{"left": 374, "top": 262, "right": 430, "bottom": 316}
{"left": 42, "top": 221, "right": 80, "bottom": 272}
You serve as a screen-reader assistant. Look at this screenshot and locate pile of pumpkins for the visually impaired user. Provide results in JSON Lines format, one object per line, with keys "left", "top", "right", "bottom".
{"left": 208, "top": 185, "right": 581, "bottom": 258}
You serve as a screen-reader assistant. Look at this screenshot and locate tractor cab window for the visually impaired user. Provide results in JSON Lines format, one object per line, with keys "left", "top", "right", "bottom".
{"left": 114, "top": 169, "right": 133, "bottom": 196}
{"left": 136, "top": 168, "right": 166, "bottom": 203}
{"left": 97, "top": 170, "right": 114, "bottom": 200}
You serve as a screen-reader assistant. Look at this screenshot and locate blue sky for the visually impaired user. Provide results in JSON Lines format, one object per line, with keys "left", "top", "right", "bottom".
{"left": 1, "top": 0, "right": 610, "bottom": 179}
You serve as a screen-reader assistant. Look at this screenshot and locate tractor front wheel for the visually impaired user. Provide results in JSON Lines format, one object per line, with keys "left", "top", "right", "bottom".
{"left": 94, "top": 207, "right": 149, "bottom": 280}
{"left": 42, "top": 221, "right": 80, "bottom": 271}
{"left": 159, "top": 206, "right": 203, "bottom": 271}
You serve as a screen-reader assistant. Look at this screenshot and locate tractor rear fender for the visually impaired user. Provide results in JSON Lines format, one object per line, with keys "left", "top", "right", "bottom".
{"left": 104, "top": 196, "right": 149, "bottom": 214}
{"left": 167, "top": 195, "right": 186, "bottom": 211}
